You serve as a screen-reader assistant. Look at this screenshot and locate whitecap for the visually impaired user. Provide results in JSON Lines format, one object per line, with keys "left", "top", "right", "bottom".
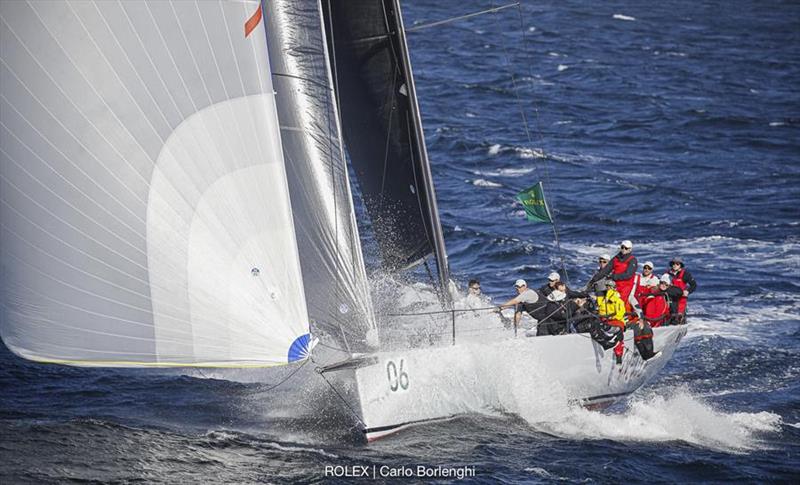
{"left": 769, "top": 121, "right": 785, "bottom": 127}
{"left": 557, "top": 64, "right": 569, "bottom": 72}
{"left": 488, "top": 144, "right": 502, "bottom": 155}
{"left": 474, "top": 166, "right": 535, "bottom": 177}
{"left": 515, "top": 146, "right": 546, "bottom": 159}
{"left": 471, "top": 178, "right": 502, "bottom": 188}
{"left": 613, "top": 14, "right": 636, "bottom": 21}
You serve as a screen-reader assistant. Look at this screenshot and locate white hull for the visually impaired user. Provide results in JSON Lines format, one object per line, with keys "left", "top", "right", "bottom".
{"left": 352, "top": 326, "right": 687, "bottom": 441}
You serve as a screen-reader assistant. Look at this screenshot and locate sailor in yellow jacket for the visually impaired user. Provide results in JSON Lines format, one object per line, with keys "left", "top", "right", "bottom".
{"left": 596, "top": 280, "right": 627, "bottom": 328}
{"left": 596, "top": 280, "right": 628, "bottom": 364}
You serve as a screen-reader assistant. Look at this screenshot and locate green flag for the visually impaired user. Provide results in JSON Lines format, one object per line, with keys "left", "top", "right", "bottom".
{"left": 516, "top": 181, "right": 553, "bottom": 223}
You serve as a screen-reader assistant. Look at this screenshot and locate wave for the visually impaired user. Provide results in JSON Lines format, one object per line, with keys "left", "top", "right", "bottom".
{"left": 532, "top": 387, "right": 781, "bottom": 453}
{"left": 612, "top": 14, "right": 637, "bottom": 21}
{"left": 471, "top": 179, "right": 503, "bottom": 188}
{"left": 487, "top": 355, "right": 781, "bottom": 452}
{"left": 473, "top": 167, "right": 535, "bottom": 177}
{"left": 418, "top": 340, "right": 784, "bottom": 453}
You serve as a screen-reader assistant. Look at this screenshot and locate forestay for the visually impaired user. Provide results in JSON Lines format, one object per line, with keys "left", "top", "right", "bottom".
{"left": 0, "top": 0, "right": 310, "bottom": 367}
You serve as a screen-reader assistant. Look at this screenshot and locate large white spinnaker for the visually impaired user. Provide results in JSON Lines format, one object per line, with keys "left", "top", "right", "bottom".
{"left": 0, "top": 0, "right": 311, "bottom": 367}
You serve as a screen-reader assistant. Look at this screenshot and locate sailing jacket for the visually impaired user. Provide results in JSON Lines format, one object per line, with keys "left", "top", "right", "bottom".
{"left": 668, "top": 267, "right": 697, "bottom": 294}
{"left": 597, "top": 288, "right": 626, "bottom": 326}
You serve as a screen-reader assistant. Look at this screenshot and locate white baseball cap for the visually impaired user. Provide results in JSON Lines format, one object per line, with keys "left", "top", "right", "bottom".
{"left": 514, "top": 279, "right": 527, "bottom": 288}
{"left": 659, "top": 274, "right": 671, "bottom": 285}
{"left": 621, "top": 240, "right": 633, "bottom": 249}
{"left": 643, "top": 261, "right": 654, "bottom": 269}
{"left": 599, "top": 253, "right": 611, "bottom": 261}
{"left": 548, "top": 272, "right": 560, "bottom": 281}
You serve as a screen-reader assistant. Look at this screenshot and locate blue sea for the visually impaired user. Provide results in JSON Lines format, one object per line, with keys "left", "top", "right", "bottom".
{"left": 2, "top": 0, "right": 799, "bottom": 482}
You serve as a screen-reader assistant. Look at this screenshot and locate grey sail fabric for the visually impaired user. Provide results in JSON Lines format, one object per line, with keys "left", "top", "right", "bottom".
{"left": 262, "top": 0, "right": 378, "bottom": 353}
{"left": 0, "top": 0, "right": 312, "bottom": 366}
{"left": 320, "top": 0, "right": 450, "bottom": 292}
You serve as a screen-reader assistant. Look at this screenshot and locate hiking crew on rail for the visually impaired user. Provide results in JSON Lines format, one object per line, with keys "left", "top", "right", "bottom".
{"left": 498, "top": 240, "right": 696, "bottom": 363}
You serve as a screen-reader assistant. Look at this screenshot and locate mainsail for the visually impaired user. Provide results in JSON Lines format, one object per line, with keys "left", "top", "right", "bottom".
{"left": 0, "top": 0, "right": 318, "bottom": 366}
{"left": 321, "top": 0, "right": 450, "bottom": 293}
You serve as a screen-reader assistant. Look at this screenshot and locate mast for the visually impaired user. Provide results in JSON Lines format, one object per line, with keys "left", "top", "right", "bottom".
{"left": 389, "top": 0, "right": 451, "bottom": 299}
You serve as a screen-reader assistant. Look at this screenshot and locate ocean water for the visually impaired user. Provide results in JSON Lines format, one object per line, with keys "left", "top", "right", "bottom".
{"left": 2, "top": 0, "right": 799, "bottom": 482}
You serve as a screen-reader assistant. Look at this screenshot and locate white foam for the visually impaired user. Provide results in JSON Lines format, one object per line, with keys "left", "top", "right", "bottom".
{"left": 613, "top": 14, "right": 636, "bottom": 21}
{"left": 488, "top": 144, "right": 502, "bottom": 155}
{"left": 474, "top": 166, "right": 535, "bottom": 176}
{"left": 515, "top": 147, "right": 546, "bottom": 159}
{"left": 509, "top": 383, "right": 781, "bottom": 452}
{"left": 557, "top": 64, "right": 569, "bottom": 72}
{"left": 472, "top": 178, "right": 503, "bottom": 188}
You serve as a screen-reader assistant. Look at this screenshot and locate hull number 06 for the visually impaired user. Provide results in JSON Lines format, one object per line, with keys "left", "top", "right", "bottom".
{"left": 386, "top": 359, "right": 409, "bottom": 392}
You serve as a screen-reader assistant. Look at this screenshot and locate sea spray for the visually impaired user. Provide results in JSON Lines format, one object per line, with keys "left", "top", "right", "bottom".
{"left": 535, "top": 387, "right": 782, "bottom": 452}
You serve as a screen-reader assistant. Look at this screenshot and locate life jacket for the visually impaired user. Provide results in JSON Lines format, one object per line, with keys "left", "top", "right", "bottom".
{"left": 641, "top": 292, "right": 670, "bottom": 327}
{"left": 670, "top": 268, "right": 688, "bottom": 314}
{"left": 612, "top": 254, "right": 636, "bottom": 303}
{"left": 634, "top": 275, "right": 657, "bottom": 306}
{"left": 597, "top": 289, "right": 626, "bottom": 329}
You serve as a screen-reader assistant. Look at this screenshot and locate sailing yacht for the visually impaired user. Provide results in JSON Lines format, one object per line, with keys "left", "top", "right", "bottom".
{"left": 0, "top": 0, "right": 685, "bottom": 443}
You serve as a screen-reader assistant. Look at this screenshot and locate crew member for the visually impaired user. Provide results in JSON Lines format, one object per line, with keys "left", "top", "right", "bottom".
{"left": 596, "top": 280, "right": 628, "bottom": 364}
{"left": 539, "top": 272, "right": 561, "bottom": 297}
{"left": 667, "top": 256, "right": 697, "bottom": 323}
{"left": 634, "top": 261, "right": 659, "bottom": 306}
{"left": 640, "top": 276, "right": 673, "bottom": 328}
{"left": 498, "top": 279, "right": 545, "bottom": 331}
{"left": 588, "top": 240, "right": 639, "bottom": 313}
{"left": 589, "top": 254, "right": 611, "bottom": 296}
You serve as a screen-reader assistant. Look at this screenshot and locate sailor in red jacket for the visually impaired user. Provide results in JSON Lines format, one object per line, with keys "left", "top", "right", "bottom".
{"left": 667, "top": 256, "right": 697, "bottom": 322}
{"left": 641, "top": 275, "right": 675, "bottom": 327}
{"left": 587, "top": 240, "right": 639, "bottom": 313}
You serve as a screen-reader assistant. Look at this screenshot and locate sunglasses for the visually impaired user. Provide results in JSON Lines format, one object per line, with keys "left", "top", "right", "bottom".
{"left": 644, "top": 266, "right": 653, "bottom": 270}
{"left": 470, "top": 286, "right": 481, "bottom": 290}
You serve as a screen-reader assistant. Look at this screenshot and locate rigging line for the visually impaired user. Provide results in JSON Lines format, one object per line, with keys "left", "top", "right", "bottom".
{"left": 257, "top": 359, "right": 309, "bottom": 393}
{"left": 312, "top": 356, "right": 366, "bottom": 427}
{"left": 379, "top": 67, "right": 399, "bottom": 205}
{"left": 489, "top": 1, "right": 570, "bottom": 283}
{"left": 513, "top": 3, "right": 570, "bottom": 284}
{"left": 405, "top": 2, "right": 520, "bottom": 32}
